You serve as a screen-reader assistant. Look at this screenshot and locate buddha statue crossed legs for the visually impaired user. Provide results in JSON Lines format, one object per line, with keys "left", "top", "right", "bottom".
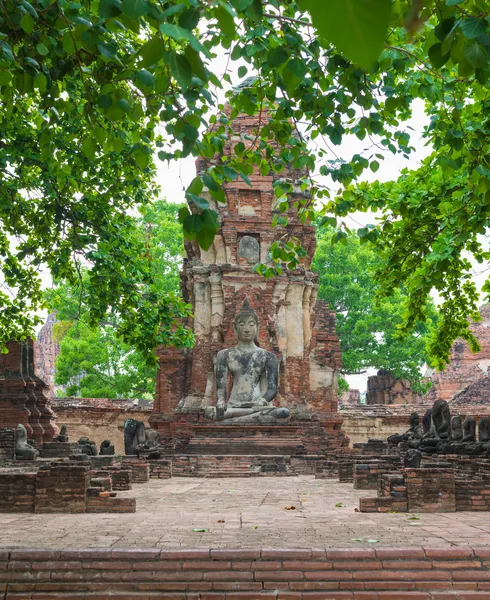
{"left": 205, "top": 299, "right": 290, "bottom": 425}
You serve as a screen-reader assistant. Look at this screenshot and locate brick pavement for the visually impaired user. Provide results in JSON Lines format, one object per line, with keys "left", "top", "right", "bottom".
{"left": 1, "top": 476, "right": 490, "bottom": 550}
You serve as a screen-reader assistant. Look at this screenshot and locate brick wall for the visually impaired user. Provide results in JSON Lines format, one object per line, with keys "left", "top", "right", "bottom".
{"left": 0, "top": 339, "right": 58, "bottom": 444}
{"left": 1, "top": 547, "right": 490, "bottom": 598}
{"left": 425, "top": 304, "right": 490, "bottom": 402}
{"left": 0, "top": 427, "right": 15, "bottom": 460}
{"left": 52, "top": 397, "right": 151, "bottom": 454}
{"left": 366, "top": 369, "right": 423, "bottom": 405}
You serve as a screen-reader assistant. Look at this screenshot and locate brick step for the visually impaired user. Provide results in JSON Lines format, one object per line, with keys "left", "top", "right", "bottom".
{"left": 185, "top": 437, "right": 307, "bottom": 455}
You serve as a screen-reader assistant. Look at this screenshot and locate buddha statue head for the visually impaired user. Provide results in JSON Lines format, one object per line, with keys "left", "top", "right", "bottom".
{"left": 233, "top": 298, "right": 259, "bottom": 344}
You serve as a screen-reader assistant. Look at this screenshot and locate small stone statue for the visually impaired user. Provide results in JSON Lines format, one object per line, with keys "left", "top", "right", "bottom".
{"left": 479, "top": 417, "right": 490, "bottom": 443}
{"left": 388, "top": 412, "right": 422, "bottom": 445}
{"left": 414, "top": 401, "right": 451, "bottom": 453}
{"left": 15, "top": 424, "right": 39, "bottom": 460}
{"left": 450, "top": 415, "right": 463, "bottom": 442}
{"left": 204, "top": 299, "right": 289, "bottom": 425}
{"left": 404, "top": 448, "right": 422, "bottom": 468}
{"left": 462, "top": 416, "right": 476, "bottom": 443}
{"left": 124, "top": 419, "right": 161, "bottom": 455}
{"left": 54, "top": 424, "right": 68, "bottom": 443}
{"left": 432, "top": 400, "right": 451, "bottom": 439}
{"left": 99, "top": 440, "right": 115, "bottom": 456}
{"left": 78, "top": 436, "right": 98, "bottom": 456}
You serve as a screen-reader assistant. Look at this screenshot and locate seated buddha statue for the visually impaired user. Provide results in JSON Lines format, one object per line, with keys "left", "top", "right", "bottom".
{"left": 204, "top": 299, "right": 290, "bottom": 425}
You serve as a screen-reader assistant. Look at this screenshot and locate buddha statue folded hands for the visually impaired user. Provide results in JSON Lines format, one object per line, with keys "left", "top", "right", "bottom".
{"left": 204, "top": 299, "right": 290, "bottom": 425}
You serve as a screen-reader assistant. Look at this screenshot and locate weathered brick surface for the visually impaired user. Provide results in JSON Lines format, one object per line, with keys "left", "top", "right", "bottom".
{"left": 0, "top": 473, "right": 36, "bottom": 512}
{"left": 1, "top": 547, "right": 489, "bottom": 597}
{"left": 425, "top": 304, "right": 490, "bottom": 403}
{"left": 366, "top": 370, "right": 422, "bottom": 406}
{"left": 0, "top": 427, "right": 15, "bottom": 460}
{"left": 0, "top": 340, "right": 58, "bottom": 445}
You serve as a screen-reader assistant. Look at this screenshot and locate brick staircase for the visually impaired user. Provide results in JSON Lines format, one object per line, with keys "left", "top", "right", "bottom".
{"left": 182, "top": 425, "right": 308, "bottom": 456}
{"left": 170, "top": 454, "right": 297, "bottom": 477}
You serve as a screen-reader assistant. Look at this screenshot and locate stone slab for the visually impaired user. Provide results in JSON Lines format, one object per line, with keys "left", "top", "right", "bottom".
{"left": 1, "top": 476, "right": 490, "bottom": 549}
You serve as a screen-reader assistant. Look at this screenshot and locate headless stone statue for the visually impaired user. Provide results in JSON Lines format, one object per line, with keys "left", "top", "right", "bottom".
{"left": 54, "top": 424, "right": 68, "bottom": 443}
{"left": 432, "top": 400, "right": 451, "bottom": 439}
{"left": 205, "top": 299, "right": 290, "bottom": 425}
{"left": 404, "top": 448, "right": 422, "bottom": 468}
{"left": 479, "top": 417, "right": 490, "bottom": 443}
{"left": 124, "top": 419, "right": 146, "bottom": 455}
{"left": 99, "top": 440, "right": 115, "bottom": 456}
{"left": 462, "top": 416, "right": 476, "bottom": 442}
{"left": 15, "top": 424, "right": 39, "bottom": 460}
{"left": 409, "top": 408, "right": 434, "bottom": 449}
{"left": 78, "top": 436, "right": 98, "bottom": 456}
{"left": 388, "top": 412, "right": 422, "bottom": 445}
{"left": 451, "top": 415, "right": 463, "bottom": 441}
{"left": 124, "top": 419, "right": 161, "bottom": 455}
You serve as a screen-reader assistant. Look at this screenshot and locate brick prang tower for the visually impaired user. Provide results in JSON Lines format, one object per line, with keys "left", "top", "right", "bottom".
{"left": 151, "top": 109, "right": 348, "bottom": 457}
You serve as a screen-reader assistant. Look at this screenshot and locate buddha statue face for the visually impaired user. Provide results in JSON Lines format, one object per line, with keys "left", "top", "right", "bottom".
{"left": 233, "top": 298, "right": 259, "bottom": 344}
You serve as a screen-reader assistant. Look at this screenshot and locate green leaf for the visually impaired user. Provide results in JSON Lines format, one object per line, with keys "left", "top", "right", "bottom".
{"left": 299, "top": 0, "right": 391, "bottom": 69}
{"left": 369, "top": 160, "right": 379, "bottom": 173}
{"left": 99, "top": 0, "right": 122, "bottom": 18}
{"left": 237, "top": 65, "right": 247, "bottom": 78}
{"left": 169, "top": 52, "right": 192, "bottom": 89}
{"left": 135, "top": 69, "right": 155, "bottom": 90}
{"left": 188, "top": 177, "right": 203, "bottom": 196}
{"left": 464, "top": 42, "right": 488, "bottom": 69}
{"left": 216, "top": 5, "right": 236, "bottom": 39}
{"left": 187, "top": 194, "right": 209, "bottom": 210}
{"left": 36, "top": 43, "right": 49, "bottom": 56}
{"left": 184, "top": 47, "right": 207, "bottom": 81}
{"left": 62, "top": 33, "right": 76, "bottom": 55}
{"left": 121, "top": 0, "right": 148, "bottom": 18}
{"left": 268, "top": 46, "right": 288, "bottom": 67}
{"left": 428, "top": 43, "right": 450, "bottom": 68}
{"left": 117, "top": 98, "right": 131, "bottom": 113}
{"left": 134, "top": 151, "right": 149, "bottom": 169}
{"left": 231, "top": 0, "right": 253, "bottom": 10}
{"left": 82, "top": 137, "right": 96, "bottom": 160}
{"left": 139, "top": 36, "right": 165, "bottom": 68}
{"left": 286, "top": 58, "right": 307, "bottom": 79}
{"left": 245, "top": 0, "right": 262, "bottom": 22}
{"left": 98, "top": 94, "right": 112, "bottom": 108}
{"left": 97, "top": 41, "right": 117, "bottom": 60}
{"left": 20, "top": 13, "right": 35, "bottom": 34}
{"left": 460, "top": 18, "right": 487, "bottom": 40}
{"left": 20, "top": 1, "right": 38, "bottom": 18}
{"left": 160, "top": 23, "right": 210, "bottom": 58}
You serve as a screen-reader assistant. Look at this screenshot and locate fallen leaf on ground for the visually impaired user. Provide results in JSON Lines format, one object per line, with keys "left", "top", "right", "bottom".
{"left": 334, "top": 502, "right": 344, "bottom": 507}
{"left": 367, "top": 539, "right": 379, "bottom": 543}
{"left": 192, "top": 528, "right": 208, "bottom": 532}
{"left": 252, "top": 525, "right": 258, "bottom": 529}
{"left": 284, "top": 506, "right": 296, "bottom": 510}
{"left": 351, "top": 538, "right": 364, "bottom": 542}
{"left": 217, "top": 520, "right": 225, "bottom": 523}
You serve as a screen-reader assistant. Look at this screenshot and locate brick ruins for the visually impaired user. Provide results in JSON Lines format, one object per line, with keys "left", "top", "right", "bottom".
{"left": 33, "top": 312, "right": 59, "bottom": 397}
{"left": 366, "top": 369, "right": 423, "bottom": 405}
{"left": 0, "top": 339, "right": 58, "bottom": 445}
{"left": 151, "top": 108, "right": 348, "bottom": 464}
{"left": 425, "top": 304, "right": 490, "bottom": 402}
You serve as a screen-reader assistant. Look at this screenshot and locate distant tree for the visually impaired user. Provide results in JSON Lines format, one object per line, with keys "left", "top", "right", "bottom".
{"left": 46, "top": 200, "right": 185, "bottom": 398}
{"left": 313, "top": 227, "right": 437, "bottom": 390}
